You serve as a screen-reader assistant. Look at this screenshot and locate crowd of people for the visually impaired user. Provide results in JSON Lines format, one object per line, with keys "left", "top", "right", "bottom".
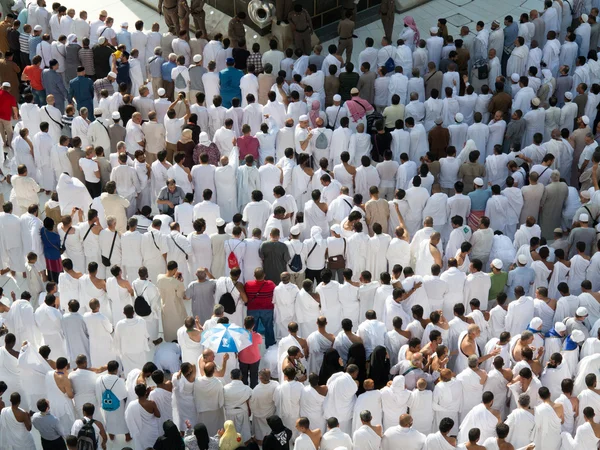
{"left": 2, "top": 0, "right": 600, "bottom": 449}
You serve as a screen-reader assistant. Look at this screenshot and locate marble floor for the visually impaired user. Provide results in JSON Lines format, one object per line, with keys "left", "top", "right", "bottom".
{"left": 55, "top": 0, "right": 547, "bottom": 69}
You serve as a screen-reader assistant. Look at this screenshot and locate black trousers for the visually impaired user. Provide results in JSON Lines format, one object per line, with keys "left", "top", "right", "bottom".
{"left": 305, "top": 268, "right": 323, "bottom": 284}
{"left": 239, "top": 360, "right": 260, "bottom": 388}
{"left": 41, "top": 437, "right": 67, "bottom": 450}
{"left": 86, "top": 180, "right": 101, "bottom": 198}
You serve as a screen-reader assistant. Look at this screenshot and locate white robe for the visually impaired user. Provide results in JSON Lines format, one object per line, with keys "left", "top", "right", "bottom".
{"left": 124, "top": 399, "right": 160, "bottom": 450}
{"left": 532, "top": 402, "right": 562, "bottom": 450}
{"left": 323, "top": 372, "right": 358, "bottom": 434}
{"left": 457, "top": 403, "right": 498, "bottom": 444}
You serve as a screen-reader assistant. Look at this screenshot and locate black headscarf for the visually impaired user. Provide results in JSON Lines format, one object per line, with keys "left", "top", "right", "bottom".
{"left": 318, "top": 348, "right": 343, "bottom": 385}
{"left": 153, "top": 419, "right": 185, "bottom": 450}
{"left": 262, "top": 415, "right": 292, "bottom": 450}
{"left": 346, "top": 342, "right": 367, "bottom": 393}
{"left": 194, "top": 423, "right": 210, "bottom": 450}
{"left": 368, "top": 345, "right": 391, "bottom": 389}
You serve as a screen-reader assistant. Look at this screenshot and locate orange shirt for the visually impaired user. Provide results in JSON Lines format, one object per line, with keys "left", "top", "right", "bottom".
{"left": 23, "top": 65, "right": 43, "bottom": 91}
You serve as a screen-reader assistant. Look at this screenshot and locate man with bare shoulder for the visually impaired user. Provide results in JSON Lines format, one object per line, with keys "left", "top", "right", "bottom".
{"left": 0, "top": 392, "right": 35, "bottom": 448}
{"left": 295, "top": 416, "right": 322, "bottom": 450}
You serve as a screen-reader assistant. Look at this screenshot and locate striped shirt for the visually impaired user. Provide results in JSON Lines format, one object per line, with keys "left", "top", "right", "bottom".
{"left": 19, "top": 33, "right": 29, "bottom": 55}
{"left": 78, "top": 48, "right": 95, "bottom": 76}
{"left": 93, "top": 77, "right": 114, "bottom": 99}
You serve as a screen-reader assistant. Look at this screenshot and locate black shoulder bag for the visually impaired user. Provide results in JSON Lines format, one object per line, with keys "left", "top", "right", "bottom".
{"left": 101, "top": 231, "right": 118, "bottom": 267}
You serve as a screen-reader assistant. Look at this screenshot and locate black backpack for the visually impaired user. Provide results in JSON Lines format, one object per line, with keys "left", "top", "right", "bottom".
{"left": 134, "top": 284, "right": 152, "bottom": 317}
{"left": 219, "top": 282, "right": 237, "bottom": 314}
{"left": 77, "top": 418, "right": 97, "bottom": 450}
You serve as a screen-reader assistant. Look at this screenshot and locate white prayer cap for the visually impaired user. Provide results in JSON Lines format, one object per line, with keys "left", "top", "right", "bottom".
{"left": 1, "top": 82, "right": 10, "bottom": 88}
{"left": 579, "top": 213, "right": 589, "bottom": 222}
{"left": 333, "top": 94, "right": 342, "bottom": 102}
{"left": 299, "top": 114, "right": 309, "bottom": 122}
{"left": 455, "top": 113, "right": 463, "bottom": 123}
{"left": 193, "top": 54, "right": 202, "bottom": 63}
{"left": 111, "top": 111, "right": 120, "bottom": 120}
{"left": 510, "top": 73, "right": 520, "bottom": 82}
{"left": 517, "top": 254, "right": 528, "bottom": 264}
{"left": 330, "top": 224, "right": 342, "bottom": 235}
{"left": 93, "top": 108, "right": 103, "bottom": 116}
{"left": 33, "top": 25, "right": 42, "bottom": 31}
{"left": 98, "top": 36, "right": 106, "bottom": 45}
{"left": 435, "top": 117, "right": 443, "bottom": 125}
{"left": 582, "top": 14, "right": 589, "bottom": 22}
{"left": 473, "top": 177, "right": 484, "bottom": 186}
{"left": 290, "top": 225, "right": 301, "bottom": 235}
{"left": 565, "top": 91, "right": 573, "bottom": 100}
{"left": 582, "top": 115, "right": 590, "bottom": 125}
{"left": 576, "top": 306, "right": 588, "bottom": 316}
{"left": 67, "top": 33, "right": 77, "bottom": 44}
{"left": 531, "top": 97, "right": 541, "bottom": 106}
{"left": 108, "top": 71, "right": 117, "bottom": 78}
{"left": 430, "top": 26, "right": 439, "bottom": 33}
{"left": 215, "top": 218, "right": 225, "bottom": 227}
{"left": 121, "top": 22, "right": 128, "bottom": 27}
{"left": 199, "top": 132, "right": 211, "bottom": 145}
{"left": 571, "top": 329, "right": 585, "bottom": 343}
{"left": 581, "top": 190, "right": 591, "bottom": 199}
{"left": 157, "top": 88, "right": 166, "bottom": 96}
{"left": 491, "top": 259, "right": 503, "bottom": 270}
{"left": 542, "top": 69, "right": 552, "bottom": 80}
{"left": 554, "top": 227, "right": 563, "bottom": 233}
{"left": 350, "top": 87, "right": 359, "bottom": 95}
{"left": 554, "top": 322, "right": 567, "bottom": 332}
{"left": 529, "top": 317, "right": 543, "bottom": 330}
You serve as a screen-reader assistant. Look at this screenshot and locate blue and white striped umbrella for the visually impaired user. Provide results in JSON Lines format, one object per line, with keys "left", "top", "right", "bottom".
{"left": 201, "top": 323, "right": 252, "bottom": 353}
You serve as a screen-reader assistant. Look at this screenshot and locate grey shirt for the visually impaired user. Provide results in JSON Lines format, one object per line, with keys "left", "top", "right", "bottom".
{"left": 157, "top": 185, "right": 186, "bottom": 215}
{"left": 186, "top": 279, "right": 216, "bottom": 322}
{"left": 148, "top": 55, "right": 165, "bottom": 78}
{"left": 189, "top": 65, "right": 207, "bottom": 92}
{"left": 567, "top": 227, "right": 597, "bottom": 257}
{"left": 32, "top": 412, "right": 64, "bottom": 440}
{"left": 259, "top": 240, "right": 290, "bottom": 284}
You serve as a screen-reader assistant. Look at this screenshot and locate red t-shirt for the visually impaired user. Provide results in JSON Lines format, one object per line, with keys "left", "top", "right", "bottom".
{"left": 0, "top": 91, "right": 16, "bottom": 121}
{"left": 238, "top": 330, "right": 263, "bottom": 364}
{"left": 237, "top": 135, "right": 260, "bottom": 160}
{"left": 244, "top": 279, "right": 276, "bottom": 310}
{"left": 23, "top": 65, "right": 43, "bottom": 91}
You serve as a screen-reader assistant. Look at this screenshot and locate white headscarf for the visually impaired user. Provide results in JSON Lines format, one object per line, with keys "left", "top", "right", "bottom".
{"left": 199, "top": 131, "right": 211, "bottom": 146}
{"left": 67, "top": 34, "right": 77, "bottom": 45}
{"left": 458, "top": 139, "right": 478, "bottom": 164}
{"left": 390, "top": 375, "right": 411, "bottom": 404}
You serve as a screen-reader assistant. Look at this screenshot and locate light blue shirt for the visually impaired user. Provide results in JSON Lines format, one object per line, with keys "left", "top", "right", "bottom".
{"left": 117, "top": 28, "right": 131, "bottom": 51}
{"left": 468, "top": 187, "right": 492, "bottom": 211}
{"left": 506, "top": 266, "right": 535, "bottom": 299}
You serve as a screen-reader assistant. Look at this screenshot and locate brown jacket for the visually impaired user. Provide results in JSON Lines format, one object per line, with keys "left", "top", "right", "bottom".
{"left": 424, "top": 69, "right": 443, "bottom": 99}
{"left": 488, "top": 92, "right": 512, "bottom": 121}
{"left": 228, "top": 18, "right": 246, "bottom": 44}
{"left": 428, "top": 125, "right": 450, "bottom": 159}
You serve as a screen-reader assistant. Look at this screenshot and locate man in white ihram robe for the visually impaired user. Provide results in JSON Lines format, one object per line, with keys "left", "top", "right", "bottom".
{"left": 532, "top": 397, "right": 562, "bottom": 450}
{"left": 457, "top": 399, "right": 499, "bottom": 444}
{"left": 35, "top": 299, "right": 68, "bottom": 359}
{"left": 224, "top": 374, "right": 253, "bottom": 443}
{"left": 381, "top": 415, "right": 426, "bottom": 450}
{"left": 124, "top": 394, "right": 160, "bottom": 450}
{"left": 507, "top": 41, "right": 530, "bottom": 76}
{"left": 32, "top": 128, "right": 55, "bottom": 191}
{"left": 352, "top": 384, "right": 382, "bottom": 434}
{"left": 276, "top": 375, "right": 304, "bottom": 440}
{"left": 250, "top": 374, "right": 279, "bottom": 442}
{"left": 323, "top": 370, "right": 358, "bottom": 435}
{"left": 113, "top": 313, "right": 150, "bottom": 377}
{"left": 215, "top": 158, "right": 238, "bottom": 221}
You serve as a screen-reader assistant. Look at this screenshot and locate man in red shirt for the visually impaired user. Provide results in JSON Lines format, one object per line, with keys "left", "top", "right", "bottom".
{"left": 244, "top": 267, "right": 276, "bottom": 348}
{"left": 22, "top": 55, "right": 46, "bottom": 106}
{"left": 237, "top": 123, "right": 259, "bottom": 162}
{"left": 0, "top": 82, "right": 18, "bottom": 151}
{"left": 238, "top": 315, "right": 263, "bottom": 387}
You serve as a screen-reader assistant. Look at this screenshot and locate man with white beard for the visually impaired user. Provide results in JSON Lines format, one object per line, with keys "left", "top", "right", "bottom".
{"left": 250, "top": 369, "right": 279, "bottom": 443}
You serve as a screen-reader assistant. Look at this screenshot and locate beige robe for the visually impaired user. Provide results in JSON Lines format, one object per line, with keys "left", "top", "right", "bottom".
{"left": 156, "top": 275, "right": 187, "bottom": 342}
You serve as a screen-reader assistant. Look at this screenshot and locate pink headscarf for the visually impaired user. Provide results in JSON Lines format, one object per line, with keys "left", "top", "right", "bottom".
{"left": 309, "top": 101, "right": 320, "bottom": 127}
{"left": 403, "top": 16, "right": 420, "bottom": 45}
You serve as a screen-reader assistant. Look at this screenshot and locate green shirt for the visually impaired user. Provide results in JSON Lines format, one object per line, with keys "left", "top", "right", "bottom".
{"left": 489, "top": 271, "right": 508, "bottom": 301}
